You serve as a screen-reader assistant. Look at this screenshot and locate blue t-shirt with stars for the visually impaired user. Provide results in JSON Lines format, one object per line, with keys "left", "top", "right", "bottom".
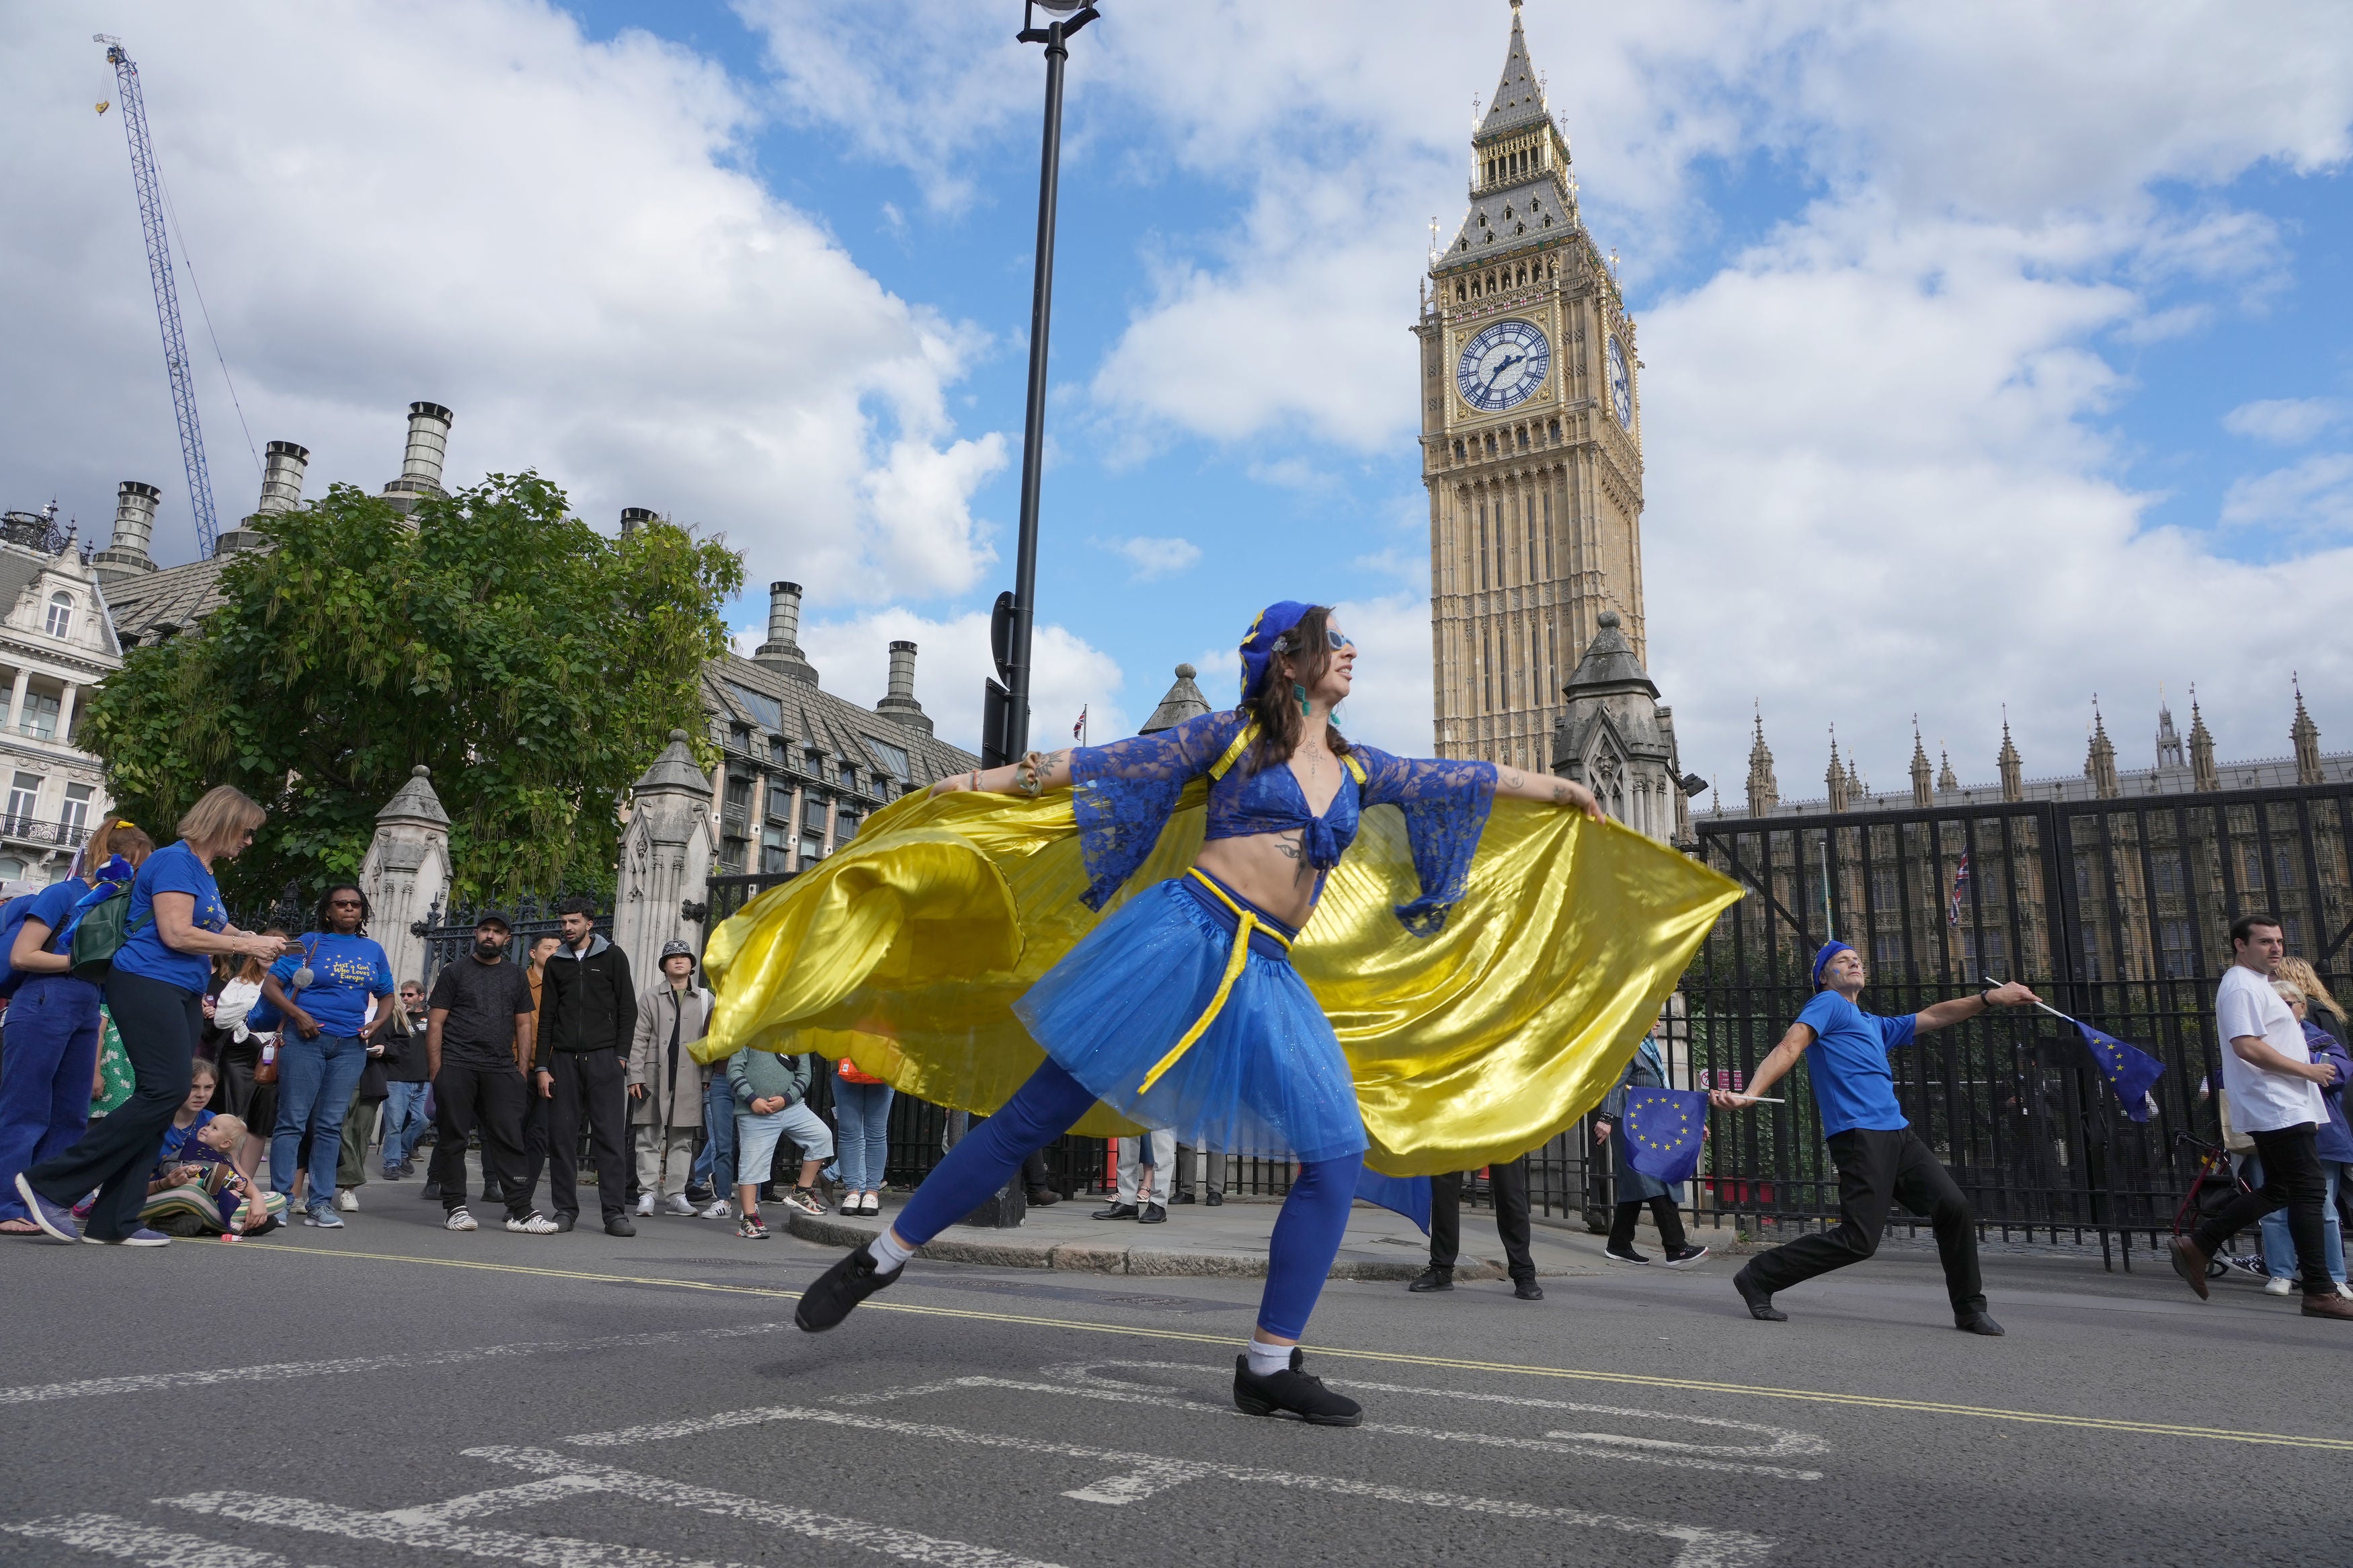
{"left": 270, "top": 932, "right": 394, "bottom": 1038}
{"left": 1795, "top": 990, "right": 1918, "bottom": 1137}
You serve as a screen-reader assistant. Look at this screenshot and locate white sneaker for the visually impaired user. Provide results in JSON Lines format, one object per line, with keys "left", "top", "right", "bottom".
{"left": 335, "top": 1189, "right": 358, "bottom": 1212}
{"left": 633, "top": 1193, "right": 655, "bottom": 1217}
{"left": 2264, "top": 1275, "right": 2295, "bottom": 1295}
{"left": 445, "top": 1206, "right": 479, "bottom": 1232}
{"left": 506, "top": 1211, "right": 559, "bottom": 1235}
{"left": 2339, "top": 1282, "right": 2353, "bottom": 1301}
{"left": 664, "top": 1192, "right": 697, "bottom": 1216}
{"left": 697, "top": 1198, "right": 731, "bottom": 1219}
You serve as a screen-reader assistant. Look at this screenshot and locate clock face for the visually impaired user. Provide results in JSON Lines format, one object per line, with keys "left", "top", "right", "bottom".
{"left": 1606, "top": 335, "right": 1633, "bottom": 429}
{"left": 1455, "top": 319, "right": 1550, "bottom": 413}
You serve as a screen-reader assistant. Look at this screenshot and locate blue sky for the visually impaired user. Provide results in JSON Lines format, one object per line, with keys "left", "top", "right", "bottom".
{"left": 5, "top": 1, "right": 2350, "bottom": 797}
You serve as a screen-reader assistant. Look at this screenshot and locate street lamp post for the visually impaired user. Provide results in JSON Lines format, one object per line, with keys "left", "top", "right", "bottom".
{"left": 985, "top": 0, "right": 1099, "bottom": 768}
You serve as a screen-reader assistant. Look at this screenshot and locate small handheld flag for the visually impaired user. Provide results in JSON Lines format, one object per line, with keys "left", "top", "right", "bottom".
{"left": 1073, "top": 706, "right": 1088, "bottom": 744}
{"left": 1352, "top": 1166, "right": 1430, "bottom": 1233}
{"left": 1624, "top": 1086, "right": 1709, "bottom": 1186}
{"left": 2077, "top": 1022, "right": 2164, "bottom": 1123}
{"left": 1948, "top": 852, "right": 1970, "bottom": 927}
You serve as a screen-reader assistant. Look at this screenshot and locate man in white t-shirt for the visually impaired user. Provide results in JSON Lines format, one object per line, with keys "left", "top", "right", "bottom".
{"left": 2170, "top": 914, "right": 2353, "bottom": 1319}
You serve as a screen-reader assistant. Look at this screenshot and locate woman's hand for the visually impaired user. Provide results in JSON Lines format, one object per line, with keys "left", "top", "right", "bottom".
{"left": 1709, "top": 1089, "right": 1763, "bottom": 1110}
{"left": 289, "top": 1008, "right": 321, "bottom": 1040}
{"left": 239, "top": 932, "right": 288, "bottom": 960}
{"left": 928, "top": 772, "right": 979, "bottom": 798}
{"left": 1492, "top": 768, "right": 1607, "bottom": 821}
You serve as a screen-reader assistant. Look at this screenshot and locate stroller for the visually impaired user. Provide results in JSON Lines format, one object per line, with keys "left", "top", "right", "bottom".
{"left": 2173, "top": 1132, "right": 2263, "bottom": 1279}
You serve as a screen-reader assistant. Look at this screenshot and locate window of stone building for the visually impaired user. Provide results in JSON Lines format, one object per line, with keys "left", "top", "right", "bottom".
{"left": 1870, "top": 866, "right": 1902, "bottom": 909}
{"left": 2159, "top": 921, "right": 2196, "bottom": 979}
{"left": 836, "top": 811, "right": 859, "bottom": 842}
{"left": 838, "top": 762, "right": 859, "bottom": 791}
{"left": 5, "top": 772, "right": 38, "bottom": 829}
{"left": 44, "top": 592, "right": 71, "bottom": 639}
{"left": 61, "top": 784, "right": 90, "bottom": 839}
{"left": 2151, "top": 852, "right": 2185, "bottom": 899}
{"left": 723, "top": 772, "right": 753, "bottom": 827}
{"left": 2079, "top": 924, "right": 2102, "bottom": 982}
{"left": 803, "top": 796, "right": 828, "bottom": 832}
{"left": 19, "top": 690, "right": 58, "bottom": 741}
{"left": 1481, "top": 630, "right": 1494, "bottom": 714}
{"left": 1477, "top": 500, "right": 1490, "bottom": 589}
{"left": 803, "top": 747, "right": 824, "bottom": 774}
{"left": 0, "top": 856, "right": 21, "bottom": 880}
{"left": 865, "top": 737, "right": 912, "bottom": 784}
{"left": 766, "top": 784, "right": 793, "bottom": 823}
{"left": 1872, "top": 934, "right": 1905, "bottom": 973}
{"left": 769, "top": 737, "right": 790, "bottom": 768}
{"left": 800, "top": 833, "right": 824, "bottom": 864}
{"left": 761, "top": 825, "right": 789, "bottom": 874}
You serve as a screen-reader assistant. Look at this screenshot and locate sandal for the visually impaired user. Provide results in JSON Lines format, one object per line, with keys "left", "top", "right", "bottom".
{"left": 737, "top": 1213, "right": 768, "bottom": 1239}
{"left": 783, "top": 1186, "right": 827, "bottom": 1216}
{"left": 0, "top": 1219, "right": 40, "bottom": 1235}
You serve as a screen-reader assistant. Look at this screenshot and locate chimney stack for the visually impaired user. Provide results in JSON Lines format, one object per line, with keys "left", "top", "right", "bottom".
{"left": 619, "top": 507, "right": 657, "bottom": 536}
{"left": 216, "top": 439, "right": 313, "bottom": 555}
{"left": 752, "top": 580, "right": 820, "bottom": 686}
{"left": 383, "top": 401, "right": 454, "bottom": 513}
{"left": 875, "top": 639, "right": 931, "bottom": 733}
{"left": 91, "top": 481, "right": 162, "bottom": 582}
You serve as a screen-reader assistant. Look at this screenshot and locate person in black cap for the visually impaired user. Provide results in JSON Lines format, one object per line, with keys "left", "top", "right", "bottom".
{"left": 424, "top": 909, "right": 557, "bottom": 1235}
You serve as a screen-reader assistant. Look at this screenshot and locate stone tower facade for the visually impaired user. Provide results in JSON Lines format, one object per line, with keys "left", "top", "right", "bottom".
{"left": 1418, "top": 1, "right": 1646, "bottom": 775}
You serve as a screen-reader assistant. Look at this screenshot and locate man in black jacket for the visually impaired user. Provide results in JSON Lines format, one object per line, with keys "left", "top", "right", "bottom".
{"left": 532, "top": 895, "right": 638, "bottom": 1235}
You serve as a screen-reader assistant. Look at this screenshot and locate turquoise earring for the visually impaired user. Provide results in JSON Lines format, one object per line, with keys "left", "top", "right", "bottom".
{"left": 1293, "top": 682, "right": 1310, "bottom": 718}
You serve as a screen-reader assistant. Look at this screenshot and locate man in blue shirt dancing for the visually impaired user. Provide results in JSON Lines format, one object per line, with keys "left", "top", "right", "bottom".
{"left": 1710, "top": 942, "right": 2042, "bottom": 1335}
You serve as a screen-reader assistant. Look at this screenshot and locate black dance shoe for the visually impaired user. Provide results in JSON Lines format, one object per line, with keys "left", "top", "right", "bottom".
{"left": 1733, "top": 1264, "right": 1787, "bottom": 1322}
{"left": 795, "top": 1243, "right": 902, "bottom": 1332}
{"left": 1233, "top": 1348, "right": 1362, "bottom": 1427}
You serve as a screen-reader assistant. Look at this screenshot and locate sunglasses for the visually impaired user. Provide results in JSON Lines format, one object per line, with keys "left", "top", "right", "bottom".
{"left": 1274, "top": 627, "right": 1353, "bottom": 654}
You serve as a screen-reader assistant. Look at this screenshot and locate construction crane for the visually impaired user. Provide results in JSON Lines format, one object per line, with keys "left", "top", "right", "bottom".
{"left": 95, "top": 33, "right": 219, "bottom": 556}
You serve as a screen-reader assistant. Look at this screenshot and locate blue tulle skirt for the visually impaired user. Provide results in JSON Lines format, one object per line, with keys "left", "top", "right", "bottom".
{"left": 1013, "top": 874, "right": 1368, "bottom": 1164}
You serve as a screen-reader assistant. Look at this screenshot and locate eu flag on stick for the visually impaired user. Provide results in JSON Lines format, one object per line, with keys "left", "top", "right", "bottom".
{"left": 1624, "top": 1086, "right": 1710, "bottom": 1186}
{"left": 2078, "top": 1022, "right": 2164, "bottom": 1123}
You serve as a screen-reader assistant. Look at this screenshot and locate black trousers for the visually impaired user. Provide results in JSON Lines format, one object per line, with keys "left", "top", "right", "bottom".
{"left": 29, "top": 971, "right": 198, "bottom": 1241}
{"left": 429, "top": 1059, "right": 530, "bottom": 1221}
{"left": 1608, "top": 1195, "right": 1689, "bottom": 1253}
{"left": 545, "top": 1048, "right": 629, "bottom": 1223}
{"left": 1429, "top": 1155, "right": 1535, "bottom": 1282}
{"left": 2196, "top": 1122, "right": 2332, "bottom": 1296}
{"left": 1747, "top": 1127, "right": 1986, "bottom": 1316}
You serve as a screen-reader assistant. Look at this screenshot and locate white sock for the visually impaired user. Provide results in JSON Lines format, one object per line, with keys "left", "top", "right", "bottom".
{"left": 1246, "top": 1338, "right": 1292, "bottom": 1377}
{"left": 868, "top": 1227, "right": 914, "bottom": 1274}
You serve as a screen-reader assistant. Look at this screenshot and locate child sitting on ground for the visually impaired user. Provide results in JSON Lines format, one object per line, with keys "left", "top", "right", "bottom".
{"left": 141, "top": 1061, "right": 286, "bottom": 1239}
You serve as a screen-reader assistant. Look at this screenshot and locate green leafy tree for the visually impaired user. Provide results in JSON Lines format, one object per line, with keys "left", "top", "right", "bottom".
{"left": 83, "top": 474, "right": 744, "bottom": 909}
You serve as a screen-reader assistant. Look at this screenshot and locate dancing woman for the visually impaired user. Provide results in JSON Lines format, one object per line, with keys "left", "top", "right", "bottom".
{"left": 792, "top": 602, "right": 1603, "bottom": 1425}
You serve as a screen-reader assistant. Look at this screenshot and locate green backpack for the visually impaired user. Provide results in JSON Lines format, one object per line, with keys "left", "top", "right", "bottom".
{"left": 67, "top": 888, "right": 145, "bottom": 982}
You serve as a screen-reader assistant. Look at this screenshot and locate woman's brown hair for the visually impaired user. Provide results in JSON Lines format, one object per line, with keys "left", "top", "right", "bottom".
{"left": 85, "top": 818, "right": 155, "bottom": 871}
{"left": 235, "top": 926, "right": 287, "bottom": 985}
{"left": 1243, "top": 605, "right": 1352, "bottom": 774}
{"left": 2275, "top": 956, "right": 2345, "bottom": 1023}
{"left": 177, "top": 784, "right": 267, "bottom": 856}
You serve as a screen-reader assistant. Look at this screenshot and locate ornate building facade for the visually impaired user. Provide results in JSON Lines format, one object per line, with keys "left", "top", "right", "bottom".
{"left": 1420, "top": 1, "right": 1649, "bottom": 780}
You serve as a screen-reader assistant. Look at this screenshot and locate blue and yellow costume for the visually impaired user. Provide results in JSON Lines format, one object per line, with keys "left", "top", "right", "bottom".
{"left": 703, "top": 603, "right": 1738, "bottom": 1341}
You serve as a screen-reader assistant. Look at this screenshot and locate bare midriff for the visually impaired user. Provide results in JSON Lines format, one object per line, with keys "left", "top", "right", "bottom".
{"left": 1192, "top": 829, "right": 1322, "bottom": 932}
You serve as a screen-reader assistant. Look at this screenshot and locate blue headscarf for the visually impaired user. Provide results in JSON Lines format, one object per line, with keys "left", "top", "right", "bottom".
{"left": 1812, "top": 940, "right": 1856, "bottom": 988}
{"left": 1237, "top": 601, "right": 1314, "bottom": 704}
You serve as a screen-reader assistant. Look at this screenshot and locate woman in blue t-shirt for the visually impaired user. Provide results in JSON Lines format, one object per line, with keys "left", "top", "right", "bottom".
{"left": 15, "top": 786, "right": 289, "bottom": 1246}
{"left": 260, "top": 883, "right": 395, "bottom": 1228}
{"left": 0, "top": 819, "right": 155, "bottom": 1233}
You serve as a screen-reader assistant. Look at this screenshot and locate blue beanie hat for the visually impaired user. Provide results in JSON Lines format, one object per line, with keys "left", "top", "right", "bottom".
{"left": 1238, "top": 601, "right": 1315, "bottom": 704}
{"left": 1812, "top": 941, "right": 1856, "bottom": 987}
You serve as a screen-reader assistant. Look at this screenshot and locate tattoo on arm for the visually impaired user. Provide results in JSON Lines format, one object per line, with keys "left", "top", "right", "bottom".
{"left": 1503, "top": 770, "right": 1525, "bottom": 790}
{"left": 1552, "top": 782, "right": 1570, "bottom": 803}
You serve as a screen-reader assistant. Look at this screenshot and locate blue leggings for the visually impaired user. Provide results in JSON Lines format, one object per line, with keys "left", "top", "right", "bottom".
{"left": 892, "top": 1059, "right": 1362, "bottom": 1340}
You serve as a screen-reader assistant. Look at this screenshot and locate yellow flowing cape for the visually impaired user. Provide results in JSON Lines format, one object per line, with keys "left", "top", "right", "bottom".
{"left": 700, "top": 784, "right": 1739, "bottom": 1176}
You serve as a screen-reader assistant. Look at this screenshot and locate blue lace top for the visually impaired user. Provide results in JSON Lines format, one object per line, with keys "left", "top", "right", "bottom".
{"left": 1069, "top": 710, "right": 1497, "bottom": 934}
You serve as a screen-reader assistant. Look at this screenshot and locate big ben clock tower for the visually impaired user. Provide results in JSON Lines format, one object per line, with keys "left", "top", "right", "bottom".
{"left": 1418, "top": 1, "right": 1650, "bottom": 788}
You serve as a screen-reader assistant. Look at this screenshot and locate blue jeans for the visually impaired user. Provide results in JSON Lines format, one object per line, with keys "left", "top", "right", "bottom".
{"left": 2260, "top": 1157, "right": 2347, "bottom": 1284}
{"left": 690, "top": 1072, "right": 735, "bottom": 1194}
{"left": 380, "top": 1081, "right": 432, "bottom": 1169}
{"left": 272, "top": 1033, "right": 367, "bottom": 1207}
{"left": 832, "top": 1079, "right": 894, "bottom": 1191}
{"left": 0, "top": 975, "right": 105, "bottom": 1221}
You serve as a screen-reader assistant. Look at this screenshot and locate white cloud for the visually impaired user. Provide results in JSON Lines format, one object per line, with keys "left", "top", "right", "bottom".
{"left": 792, "top": 610, "right": 1128, "bottom": 757}
{"left": 2225, "top": 398, "right": 2348, "bottom": 446}
{"left": 1091, "top": 534, "right": 1201, "bottom": 581}
{"left": 2220, "top": 454, "right": 2353, "bottom": 538}
{"left": 1, "top": 0, "right": 1004, "bottom": 608}
{"left": 1328, "top": 592, "right": 1435, "bottom": 755}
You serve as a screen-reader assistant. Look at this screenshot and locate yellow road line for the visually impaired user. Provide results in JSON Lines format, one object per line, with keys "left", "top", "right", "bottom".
{"left": 251, "top": 1242, "right": 2353, "bottom": 1454}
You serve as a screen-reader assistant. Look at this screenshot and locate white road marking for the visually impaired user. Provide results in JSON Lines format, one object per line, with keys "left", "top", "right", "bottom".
{"left": 381, "top": 1473, "right": 609, "bottom": 1524}
{"left": 0, "top": 1512, "right": 312, "bottom": 1567}
{"left": 558, "top": 1403, "right": 1774, "bottom": 1567}
{"left": 162, "top": 1489, "right": 723, "bottom": 1567}
{"left": 467, "top": 1446, "right": 1072, "bottom": 1568}
{"left": 2, "top": 1321, "right": 786, "bottom": 1407}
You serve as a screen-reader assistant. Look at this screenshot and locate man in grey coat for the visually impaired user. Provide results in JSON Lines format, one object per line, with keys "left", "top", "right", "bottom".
{"left": 628, "top": 940, "right": 713, "bottom": 1216}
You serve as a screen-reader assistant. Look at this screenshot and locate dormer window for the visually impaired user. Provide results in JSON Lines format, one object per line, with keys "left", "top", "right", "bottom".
{"left": 44, "top": 593, "right": 71, "bottom": 639}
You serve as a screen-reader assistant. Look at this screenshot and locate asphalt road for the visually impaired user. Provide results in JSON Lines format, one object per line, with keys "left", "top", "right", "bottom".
{"left": 1, "top": 1178, "right": 2346, "bottom": 1568}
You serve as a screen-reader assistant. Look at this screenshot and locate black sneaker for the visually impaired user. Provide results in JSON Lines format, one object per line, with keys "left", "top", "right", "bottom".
{"left": 1170, "top": 1190, "right": 1196, "bottom": 1204}
{"left": 1602, "top": 1243, "right": 1650, "bottom": 1265}
{"left": 1406, "top": 1266, "right": 1453, "bottom": 1293}
{"left": 421, "top": 1182, "right": 442, "bottom": 1201}
{"left": 1204, "top": 1189, "right": 1224, "bottom": 1207}
{"left": 795, "top": 1243, "right": 902, "bottom": 1332}
{"left": 1659, "top": 1244, "right": 1712, "bottom": 1269}
{"left": 1733, "top": 1264, "right": 1787, "bottom": 1321}
{"left": 1512, "top": 1278, "right": 1544, "bottom": 1301}
{"left": 604, "top": 1215, "right": 636, "bottom": 1237}
{"left": 1954, "top": 1311, "right": 2006, "bottom": 1336}
{"left": 1233, "top": 1348, "right": 1361, "bottom": 1427}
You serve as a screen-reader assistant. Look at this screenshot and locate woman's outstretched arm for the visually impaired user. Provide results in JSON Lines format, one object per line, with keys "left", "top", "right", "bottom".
{"left": 928, "top": 749, "right": 1075, "bottom": 798}
{"left": 1490, "top": 764, "right": 1605, "bottom": 820}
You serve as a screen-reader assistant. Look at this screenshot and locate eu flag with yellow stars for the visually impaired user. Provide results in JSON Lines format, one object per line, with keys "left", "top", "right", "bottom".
{"left": 1624, "top": 1086, "right": 1709, "bottom": 1186}
{"left": 2078, "top": 1023, "right": 2164, "bottom": 1122}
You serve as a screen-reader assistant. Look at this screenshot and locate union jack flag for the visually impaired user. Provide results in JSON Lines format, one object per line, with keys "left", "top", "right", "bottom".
{"left": 1072, "top": 706, "right": 1088, "bottom": 744}
{"left": 1948, "top": 852, "right": 1970, "bottom": 927}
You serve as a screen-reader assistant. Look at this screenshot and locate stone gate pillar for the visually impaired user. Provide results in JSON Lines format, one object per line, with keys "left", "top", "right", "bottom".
{"left": 613, "top": 730, "right": 715, "bottom": 983}
{"left": 360, "top": 766, "right": 452, "bottom": 988}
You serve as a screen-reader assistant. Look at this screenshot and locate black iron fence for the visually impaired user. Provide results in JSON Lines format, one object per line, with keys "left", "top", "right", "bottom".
{"left": 1677, "top": 782, "right": 2353, "bottom": 1268}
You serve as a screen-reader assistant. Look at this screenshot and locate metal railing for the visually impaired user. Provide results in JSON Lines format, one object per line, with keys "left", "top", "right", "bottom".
{"left": 0, "top": 813, "right": 91, "bottom": 847}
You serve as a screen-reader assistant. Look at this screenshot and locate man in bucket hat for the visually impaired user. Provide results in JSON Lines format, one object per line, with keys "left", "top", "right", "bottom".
{"left": 1710, "top": 941, "right": 2039, "bottom": 1333}
{"left": 629, "top": 939, "right": 715, "bottom": 1216}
